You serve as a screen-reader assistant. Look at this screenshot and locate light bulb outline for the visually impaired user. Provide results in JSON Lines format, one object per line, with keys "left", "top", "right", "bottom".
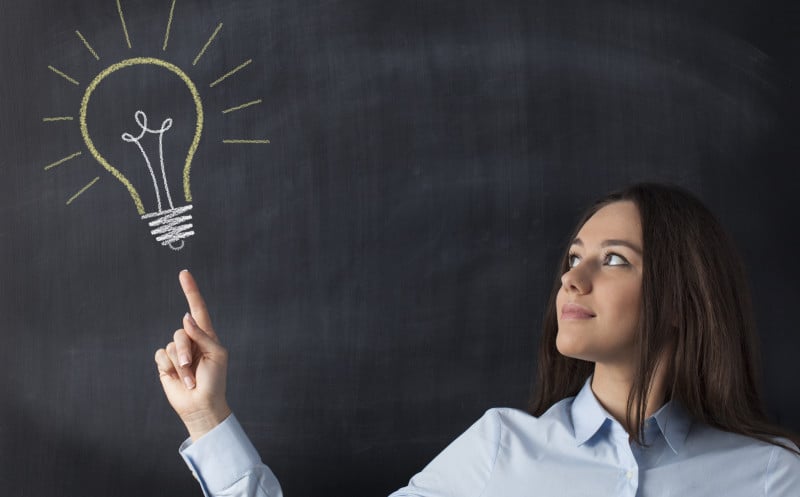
{"left": 79, "top": 56, "right": 204, "bottom": 216}
{"left": 44, "top": 5, "right": 272, "bottom": 251}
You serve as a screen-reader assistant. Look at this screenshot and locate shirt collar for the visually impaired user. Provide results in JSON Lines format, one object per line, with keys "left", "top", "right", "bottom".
{"left": 570, "top": 375, "right": 691, "bottom": 454}
{"left": 651, "top": 396, "right": 691, "bottom": 454}
{"left": 571, "top": 376, "right": 612, "bottom": 446}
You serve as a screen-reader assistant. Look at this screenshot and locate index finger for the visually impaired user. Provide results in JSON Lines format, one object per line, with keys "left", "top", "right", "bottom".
{"left": 179, "top": 270, "right": 217, "bottom": 338}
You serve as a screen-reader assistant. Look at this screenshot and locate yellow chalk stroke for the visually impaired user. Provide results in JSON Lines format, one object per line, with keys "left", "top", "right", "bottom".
{"left": 163, "top": 0, "right": 177, "bottom": 51}
{"left": 48, "top": 65, "right": 80, "bottom": 85}
{"left": 223, "top": 139, "right": 270, "bottom": 144}
{"left": 44, "top": 151, "right": 82, "bottom": 170}
{"left": 117, "top": 0, "right": 132, "bottom": 48}
{"left": 222, "top": 99, "right": 262, "bottom": 114}
{"left": 66, "top": 177, "right": 100, "bottom": 205}
{"left": 193, "top": 22, "right": 222, "bottom": 66}
{"left": 43, "top": 116, "right": 75, "bottom": 122}
{"left": 80, "top": 57, "right": 203, "bottom": 215}
{"left": 209, "top": 59, "right": 252, "bottom": 88}
{"left": 76, "top": 31, "right": 100, "bottom": 60}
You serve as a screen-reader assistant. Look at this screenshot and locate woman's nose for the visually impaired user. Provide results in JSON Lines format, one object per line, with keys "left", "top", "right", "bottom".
{"left": 561, "top": 267, "right": 591, "bottom": 294}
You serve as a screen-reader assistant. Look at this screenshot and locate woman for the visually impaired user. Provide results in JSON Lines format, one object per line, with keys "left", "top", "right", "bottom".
{"left": 155, "top": 183, "right": 800, "bottom": 496}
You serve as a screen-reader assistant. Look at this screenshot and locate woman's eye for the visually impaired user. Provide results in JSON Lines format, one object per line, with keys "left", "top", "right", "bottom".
{"left": 605, "top": 253, "right": 628, "bottom": 266}
{"left": 568, "top": 254, "right": 581, "bottom": 268}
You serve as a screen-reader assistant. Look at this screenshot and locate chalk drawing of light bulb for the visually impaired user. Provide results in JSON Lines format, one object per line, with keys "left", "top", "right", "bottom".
{"left": 43, "top": 1, "right": 271, "bottom": 251}
{"left": 80, "top": 57, "right": 202, "bottom": 250}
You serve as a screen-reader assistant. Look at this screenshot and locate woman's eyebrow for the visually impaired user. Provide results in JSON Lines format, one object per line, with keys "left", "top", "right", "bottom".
{"left": 571, "top": 238, "right": 643, "bottom": 255}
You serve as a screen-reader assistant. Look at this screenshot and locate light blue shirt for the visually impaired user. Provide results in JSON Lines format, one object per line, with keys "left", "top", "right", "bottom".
{"left": 180, "top": 378, "right": 800, "bottom": 496}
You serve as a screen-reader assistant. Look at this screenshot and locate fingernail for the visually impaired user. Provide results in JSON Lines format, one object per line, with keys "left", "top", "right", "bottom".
{"left": 179, "top": 354, "right": 191, "bottom": 367}
{"left": 186, "top": 313, "right": 197, "bottom": 327}
{"left": 183, "top": 376, "right": 195, "bottom": 389}
{"left": 180, "top": 269, "right": 189, "bottom": 273}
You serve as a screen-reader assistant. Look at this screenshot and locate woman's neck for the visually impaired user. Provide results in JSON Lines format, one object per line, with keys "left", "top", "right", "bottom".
{"left": 590, "top": 361, "right": 668, "bottom": 432}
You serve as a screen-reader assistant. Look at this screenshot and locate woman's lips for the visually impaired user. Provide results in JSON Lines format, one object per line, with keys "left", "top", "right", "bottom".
{"left": 561, "top": 303, "right": 596, "bottom": 319}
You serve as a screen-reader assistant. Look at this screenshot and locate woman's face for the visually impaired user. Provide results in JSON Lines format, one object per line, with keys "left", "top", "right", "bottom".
{"left": 555, "top": 201, "right": 644, "bottom": 368}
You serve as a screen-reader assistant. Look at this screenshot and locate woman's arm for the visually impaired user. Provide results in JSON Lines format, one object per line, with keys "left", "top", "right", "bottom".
{"left": 179, "top": 413, "right": 282, "bottom": 497}
{"left": 388, "top": 409, "right": 501, "bottom": 497}
{"left": 154, "top": 271, "right": 497, "bottom": 497}
{"left": 154, "top": 270, "right": 283, "bottom": 497}
{"left": 765, "top": 442, "right": 800, "bottom": 496}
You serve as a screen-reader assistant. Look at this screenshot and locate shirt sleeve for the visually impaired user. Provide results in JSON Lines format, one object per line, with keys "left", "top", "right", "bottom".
{"left": 388, "top": 409, "right": 503, "bottom": 497}
{"left": 179, "top": 414, "right": 283, "bottom": 497}
{"left": 765, "top": 442, "right": 800, "bottom": 497}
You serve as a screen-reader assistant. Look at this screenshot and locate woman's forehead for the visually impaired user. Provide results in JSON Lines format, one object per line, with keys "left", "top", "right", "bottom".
{"left": 575, "top": 201, "right": 642, "bottom": 246}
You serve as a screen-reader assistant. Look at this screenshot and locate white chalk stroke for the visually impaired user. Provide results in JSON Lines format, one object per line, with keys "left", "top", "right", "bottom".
{"left": 122, "top": 110, "right": 194, "bottom": 250}
{"left": 142, "top": 205, "right": 194, "bottom": 251}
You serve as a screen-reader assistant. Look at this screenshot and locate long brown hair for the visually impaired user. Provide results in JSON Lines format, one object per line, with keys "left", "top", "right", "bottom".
{"left": 529, "top": 183, "right": 800, "bottom": 454}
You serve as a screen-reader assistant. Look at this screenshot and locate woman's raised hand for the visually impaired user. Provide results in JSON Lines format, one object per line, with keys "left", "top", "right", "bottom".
{"left": 154, "top": 270, "right": 232, "bottom": 441}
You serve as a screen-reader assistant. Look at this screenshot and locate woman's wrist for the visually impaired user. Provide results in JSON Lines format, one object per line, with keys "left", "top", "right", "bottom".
{"left": 183, "top": 404, "right": 233, "bottom": 441}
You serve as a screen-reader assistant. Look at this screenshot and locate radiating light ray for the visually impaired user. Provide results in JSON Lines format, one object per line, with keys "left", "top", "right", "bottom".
{"left": 222, "top": 99, "right": 262, "bottom": 114}
{"left": 193, "top": 22, "right": 223, "bottom": 66}
{"left": 43, "top": 116, "right": 75, "bottom": 122}
{"left": 75, "top": 31, "right": 100, "bottom": 60}
{"left": 163, "top": 0, "right": 177, "bottom": 51}
{"left": 48, "top": 65, "right": 80, "bottom": 85}
{"left": 222, "top": 139, "right": 270, "bottom": 144}
{"left": 209, "top": 59, "right": 252, "bottom": 88}
{"left": 44, "top": 151, "right": 82, "bottom": 170}
{"left": 117, "top": 0, "right": 132, "bottom": 48}
{"left": 66, "top": 176, "right": 100, "bottom": 205}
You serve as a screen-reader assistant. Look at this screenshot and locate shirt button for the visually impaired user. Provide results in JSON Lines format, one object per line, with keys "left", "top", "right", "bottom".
{"left": 626, "top": 470, "right": 633, "bottom": 480}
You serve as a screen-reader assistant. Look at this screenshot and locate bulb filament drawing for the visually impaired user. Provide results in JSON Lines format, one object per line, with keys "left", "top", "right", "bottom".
{"left": 121, "top": 110, "right": 194, "bottom": 250}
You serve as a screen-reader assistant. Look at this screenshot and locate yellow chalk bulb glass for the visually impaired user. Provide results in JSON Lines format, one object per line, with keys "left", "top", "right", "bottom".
{"left": 79, "top": 57, "right": 203, "bottom": 250}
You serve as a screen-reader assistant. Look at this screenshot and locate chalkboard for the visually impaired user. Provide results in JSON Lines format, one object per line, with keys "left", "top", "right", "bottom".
{"left": 1, "top": 0, "right": 798, "bottom": 495}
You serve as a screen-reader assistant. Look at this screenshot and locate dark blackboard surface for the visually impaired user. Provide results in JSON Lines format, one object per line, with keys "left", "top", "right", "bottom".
{"left": 1, "top": 0, "right": 799, "bottom": 495}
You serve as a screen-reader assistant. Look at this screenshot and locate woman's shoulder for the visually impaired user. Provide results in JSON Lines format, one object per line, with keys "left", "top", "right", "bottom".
{"left": 682, "top": 423, "right": 800, "bottom": 494}
{"left": 688, "top": 421, "right": 797, "bottom": 450}
{"left": 482, "top": 398, "right": 574, "bottom": 424}
{"left": 684, "top": 421, "right": 800, "bottom": 465}
{"left": 475, "top": 399, "right": 577, "bottom": 443}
